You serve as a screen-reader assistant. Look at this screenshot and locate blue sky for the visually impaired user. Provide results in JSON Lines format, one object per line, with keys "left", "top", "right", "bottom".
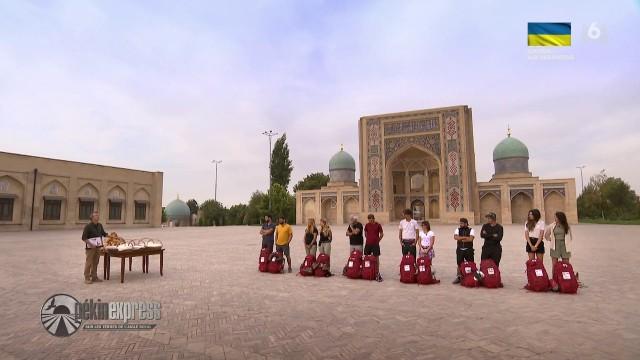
{"left": 1, "top": 0, "right": 639, "bottom": 206}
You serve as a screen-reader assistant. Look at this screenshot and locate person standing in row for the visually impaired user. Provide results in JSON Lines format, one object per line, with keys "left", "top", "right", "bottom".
{"left": 418, "top": 220, "right": 436, "bottom": 260}
{"left": 318, "top": 218, "right": 332, "bottom": 256}
{"left": 480, "top": 212, "right": 503, "bottom": 266}
{"left": 452, "top": 218, "right": 475, "bottom": 284}
{"left": 259, "top": 214, "right": 276, "bottom": 252}
{"left": 81, "top": 210, "right": 107, "bottom": 284}
{"left": 275, "top": 216, "right": 294, "bottom": 273}
{"left": 398, "top": 209, "right": 420, "bottom": 257}
{"left": 545, "top": 211, "right": 574, "bottom": 269}
{"left": 304, "top": 218, "right": 319, "bottom": 257}
{"left": 525, "top": 209, "right": 545, "bottom": 261}
{"left": 364, "top": 214, "right": 384, "bottom": 282}
{"left": 346, "top": 215, "right": 364, "bottom": 253}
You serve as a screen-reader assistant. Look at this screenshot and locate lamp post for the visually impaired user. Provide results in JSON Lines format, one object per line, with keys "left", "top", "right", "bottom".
{"left": 212, "top": 160, "right": 222, "bottom": 202}
{"left": 262, "top": 130, "right": 279, "bottom": 210}
{"left": 576, "top": 165, "right": 586, "bottom": 194}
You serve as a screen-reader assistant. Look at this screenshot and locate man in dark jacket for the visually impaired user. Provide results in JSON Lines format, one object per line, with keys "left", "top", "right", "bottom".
{"left": 480, "top": 212, "right": 504, "bottom": 266}
{"left": 81, "top": 211, "right": 107, "bottom": 284}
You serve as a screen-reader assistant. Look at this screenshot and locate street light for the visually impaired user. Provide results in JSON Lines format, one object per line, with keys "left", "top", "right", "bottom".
{"left": 212, "top": 160, "right": 222, "bottom": 202}
{"left": 262, "top": 130, "right": 279, "bottom": 210}
{"left": 576, "top": 165, "right": 586, "bottom": 194}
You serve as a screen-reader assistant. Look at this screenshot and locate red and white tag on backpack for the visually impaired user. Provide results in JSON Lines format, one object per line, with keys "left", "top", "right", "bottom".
{"left": 488, "top": 268, "right": 495, "bottom": 275}
{"left": 404, "top": 265, "right": 411, "bottom": 271}
{"left": 535, "top": 269, "right": 544, "bottom": 277}
{"left": 562, "top": 272, "right": 571, "bottom": 280}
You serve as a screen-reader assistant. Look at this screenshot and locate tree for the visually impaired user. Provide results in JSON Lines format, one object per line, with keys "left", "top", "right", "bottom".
{"left": 246, "top": 190, "right": 269, "bottom": 225}
{"left": 270, "top": 133, "right": 293, "bottom": 189}
{"left": 268, "top": 183, "right": 296, "bottom": 224}
{"left": 227, "top": 204, "right": 248, "bottom": 225}
{"left": 161, "top": 207, "right": 167, "bottom": 223}
{"left": 199, "top": 199, "right": 227, "bottom": 226}
{"left": 577, "top": 170, "right": 640, "bottom": 220}
{"left": 186, "top": 199, "right": 199, "bottom": 215}
{"left": 293, "top": 172, "right": 330, "bottom": 192}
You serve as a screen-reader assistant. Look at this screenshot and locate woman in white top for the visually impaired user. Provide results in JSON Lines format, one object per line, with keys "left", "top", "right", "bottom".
{"left": 418, "top": 220, "right": 436, "bottom": 259}
{"left": 525, "top": 209, "right": 545, "bottom": 261}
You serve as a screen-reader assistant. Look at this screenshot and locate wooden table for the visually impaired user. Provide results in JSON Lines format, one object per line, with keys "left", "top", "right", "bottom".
{"left": 103, "top": 248, "right": 165, "bottom": 283}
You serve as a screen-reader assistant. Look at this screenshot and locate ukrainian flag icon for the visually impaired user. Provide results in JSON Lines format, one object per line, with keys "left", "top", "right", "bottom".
{"left": 528, "top": 22, "right": 571, "bottom": 46}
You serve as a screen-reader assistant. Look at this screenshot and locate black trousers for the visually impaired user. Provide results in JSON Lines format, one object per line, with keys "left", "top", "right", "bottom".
{"left": 481, "top": 245, "right": 502, "bottom": 266}
{"left": 456, "top": 247, "right": 474, "bottom": 266}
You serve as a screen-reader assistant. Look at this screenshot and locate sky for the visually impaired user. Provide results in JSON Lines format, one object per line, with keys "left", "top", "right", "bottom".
{"left": 1, "top": 0, "right": 639, "bottom": 206}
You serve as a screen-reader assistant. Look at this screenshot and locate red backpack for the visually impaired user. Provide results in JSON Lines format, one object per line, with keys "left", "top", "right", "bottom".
{"left": 267, "top": 252, "right": 284, "bottom": 274}
{"left": 400, "top": 254, "right": 417, "bottom": 283}
{"left": 416, "top": 256, "right": 439, "bottom": 285}
{"left": 553, "top": 260, "right": 578, "bottom": 294}
{"left": 479, "top": 259, "right": 502, "bottom": 288}
{"left": 258, "top": 248, "right": 270, "bottom": 273}
{"left": 459, "top": 260, "right": 479, "bottom": 287}
{"left": 525, "top": 259, "right": 550, "bottom": 292}
{"left": 361, "top": 255, "right": 379, "bottom": 280}
{"left": 345, "top": 249, "right": 363, "bottom": 279}
{"left": 299, "top": 254, "right": 316, "bottom": 276}
{"left": 314, "top": 253, "right": 331, "bottom": 277}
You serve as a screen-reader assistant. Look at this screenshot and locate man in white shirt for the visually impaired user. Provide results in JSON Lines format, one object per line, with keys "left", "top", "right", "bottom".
{"left": 453, "top": 217, "right": 475, "bottom": 284}
{"left": 398, "top": 209, "right": 420, "bottom": 257}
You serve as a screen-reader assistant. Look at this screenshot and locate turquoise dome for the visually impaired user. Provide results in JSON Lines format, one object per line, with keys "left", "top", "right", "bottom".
{"left": 165, "top": 198, "right": 191, "bottom": 218}
{"left": 493, "top": 135, "right": 529, "bottom": 161}
{"left": 329, "top": 149, "right": 356, "bottom": 171}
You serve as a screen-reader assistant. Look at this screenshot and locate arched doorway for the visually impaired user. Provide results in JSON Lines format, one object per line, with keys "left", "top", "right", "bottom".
{"left": 429, "top": 199, "right": 439, "bottom": 219}
{"left": 511, "top": 192, "right": 533, "bottom": 225}
{"left": 480, "top": 193, "right": 502, "bottom": 224}
{"left": 544, "top": 191, "right": 565, "bottom": 223}
{"left": 321, "top": 198, "right": 337, "bottom": 225}
{"left": 343, "top": 197, "right": 359, "bottom": 224}
{"left": 386, "top": 145, "right": 441, "bottom": 224}
{"left": 411, "top": 200, "right": 425, "bottom": 221}
{"left": 302, "top": 199, "right": 316, "bottom": 224}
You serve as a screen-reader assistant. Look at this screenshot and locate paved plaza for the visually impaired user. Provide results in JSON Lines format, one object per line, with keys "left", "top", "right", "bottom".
{"left": 1, "top": 223, "right": 639, "bottom": 360}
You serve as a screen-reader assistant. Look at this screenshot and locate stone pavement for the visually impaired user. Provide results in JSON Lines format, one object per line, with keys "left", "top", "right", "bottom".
{"left": 0, "top": 223, "right": 638, "bottom": 360}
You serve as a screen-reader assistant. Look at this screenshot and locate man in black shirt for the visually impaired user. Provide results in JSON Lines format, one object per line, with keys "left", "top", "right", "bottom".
{"left": 81, "top": 211, "right": 107, "bottom": 284}
{"left": 480, "top": 212, "right": 504, "bottom": 266}
{"left": 346, "top": 215, "right": 364, "bottom": 253}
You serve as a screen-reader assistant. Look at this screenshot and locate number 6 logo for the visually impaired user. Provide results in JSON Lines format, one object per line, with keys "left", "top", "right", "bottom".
{"left": 588, "top": 22, "right": 601, "bottom": 40}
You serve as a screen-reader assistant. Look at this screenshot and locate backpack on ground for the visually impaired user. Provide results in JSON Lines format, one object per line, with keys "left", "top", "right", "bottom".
{"left": 314, "top": 253, "right": 331, "bottom": 277}
{"left": 400, "top": 254, "right": 417, "bottom": 283}
{"left": 416, "top": 255, "right": 439, "bottom": 285}
{"left": 479, "top": 259, "right": 502, "bottom": 288}
{"left": 299, "top": 254, "right": 316, "bottom": 276}
{"left": 267, "top": 251, "right": 285, "bottom": 274}
{"left": 459, "top": 260, "right": 479, "bottom": 288}
{"left": 344, "top": 249, "right": 363, "bottom": 279}
{"left": 361, "top": 255, "right": 379, "bottom": 281}
{"left": 525, "top": 259, "right": 550, "bottom": 292}
{"left": 553, "top": 260, "right": 578, "bottom": 294}
{"left": 258, "top": 247, "right": 270, "bottom": 273}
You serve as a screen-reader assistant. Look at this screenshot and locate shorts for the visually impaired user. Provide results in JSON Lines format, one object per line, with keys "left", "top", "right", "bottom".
{"left": 261, "top": 239, "right": 274, "bottom": 252}
{"left": 276, "top": 244, "right": 290, "bottom": 257}
{"left": 418, "top": 248, "right": 434, "bottom": 259}
{"left": 364, "top": 244, "right": 381, "bottom": 256}
{"left": 350, "top": 244, "right": 363, "bottom": 253}
{"left": 456, "top": 247, "right": 474, "bottom": 265}
{"left": 481, "top": 245, "right": 502, "bottom": 266}
{"left": 526, "top": 238, "right": 545, "bottom": 254}
{"left": 401, "top": 240, "right": 416, "bottom": 257}
{"left": 550, "top": 239, "right": 571, "bottom": 259}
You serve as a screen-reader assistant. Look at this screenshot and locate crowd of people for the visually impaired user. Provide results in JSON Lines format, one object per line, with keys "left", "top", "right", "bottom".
{"left": 259, "top": 207, "right": 575, "bottom": 284}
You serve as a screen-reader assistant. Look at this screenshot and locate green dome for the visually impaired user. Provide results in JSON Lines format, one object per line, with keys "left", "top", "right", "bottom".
{"left": 493, "top": 136, "right": 529, "bottom": 161}
{"left": 165, "top": 198, "right": 191, "bottom": 218}
{"left": 329, "top": 149, "right": 356, "bottom": 171}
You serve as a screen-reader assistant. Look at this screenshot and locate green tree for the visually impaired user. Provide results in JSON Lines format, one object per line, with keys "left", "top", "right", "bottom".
{"left": 227, "top": 204, "right": 248, "bottom": 225}
{"left": 270, "top": 133, "right": 293, "bottom": 189}
{"left": 199, "top": 199, "right": 227, "bottom": 226}
{"left": 161, "top": 207, "right": 167, "bottom": 223}
{"left": 578, "top": 170, "right": 640, "bottom": 220}
{"left": 186, "top": 199, "right": 199, "bottom": 215}
{"left": 268, "top": 183, "right": 296, "bottom": 223}
{"left": 293, "top": 172, "right": 330, "bottom": 192}
{"left": 246, "top": 190, "right": 269, "bottom": 225}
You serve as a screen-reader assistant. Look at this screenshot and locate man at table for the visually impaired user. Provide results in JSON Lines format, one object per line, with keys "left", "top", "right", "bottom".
{"left": 81, "top": 210, "right": 107, "bottom": 284}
